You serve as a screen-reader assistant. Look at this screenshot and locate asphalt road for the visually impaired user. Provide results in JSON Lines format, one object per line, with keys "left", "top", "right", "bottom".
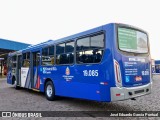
{"left": 0, "top": 75, "right": 160, "bottom": 120}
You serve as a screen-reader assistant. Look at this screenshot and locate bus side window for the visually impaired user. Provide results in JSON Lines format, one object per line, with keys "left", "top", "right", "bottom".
{"left": 49, "top": 46, "right": 54, "bottom": 65}
{"left": 23, "top": 60, "right": 30, "bottom": 67}
{"left": 59, "top": 54, "right": 67, "bottom": 64}
{"left": 76, "top": 33, "right": 104, "bottom": 64}
{"left": 65, "top": 41, "right": 74, "bottom": 64}
{"left": 11, "top": 56, "right": 17, "bottom": 68}
{"left": 42, "top": 45, "right": 54, "bottom": 66}
{"left": 51, "top": 57, "right": 54, "bottom": 65}
{"left": 56, "top": 41, "right": 74, "bottom": 65}
{"left": 81, "top": 54, "right": 87, "bottom": 63}
{"left": 56, "top": 55, "right": 60, "bottom": 64}
{"left": 67, "top": 53, "right": 74, "bottom": 64}
{"left": 22, "top": 53, "right": 30, "bottom": 67}
{"left": 95, "top": 53, "right": 102, "bottom": 62}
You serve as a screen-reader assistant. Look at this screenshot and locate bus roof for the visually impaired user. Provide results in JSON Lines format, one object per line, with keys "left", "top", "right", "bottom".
{"left": 10, "top": 22, "right": 146, "bottom": 53}
{"left": 48, "top": 25, "right": 104, "bottom": 44}
{"left": 21, "top": 23, "right": 115, "bottom": 52}
{"left": 155, "top": 60, "right": 160, "bottom": 65}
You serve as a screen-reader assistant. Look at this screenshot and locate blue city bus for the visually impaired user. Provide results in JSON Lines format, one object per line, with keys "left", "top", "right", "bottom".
{"left": 7, "top": 23, "right": 152, "bottom": 102}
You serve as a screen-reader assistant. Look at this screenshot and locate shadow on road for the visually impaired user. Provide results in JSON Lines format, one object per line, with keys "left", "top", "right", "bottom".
{"left": 8, "top": 86, "right": 134, "bottom": 111}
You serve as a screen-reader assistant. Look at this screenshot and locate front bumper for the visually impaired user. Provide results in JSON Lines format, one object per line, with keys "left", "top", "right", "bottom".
{"left": 111, "top": 83, "right": 152, "bottom": 101}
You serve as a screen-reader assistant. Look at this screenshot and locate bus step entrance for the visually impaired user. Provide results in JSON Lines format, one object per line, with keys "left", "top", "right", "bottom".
{"left": 32, "top": 88, "right": 40, "bottom": 92}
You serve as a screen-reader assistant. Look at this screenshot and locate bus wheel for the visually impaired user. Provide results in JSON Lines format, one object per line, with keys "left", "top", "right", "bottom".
{"left": 45, "top": 81, "right": 56, "bottom": 101}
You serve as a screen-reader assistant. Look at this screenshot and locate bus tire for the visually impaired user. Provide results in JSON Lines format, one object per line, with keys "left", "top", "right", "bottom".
{"left": 45, "top": 81, "right": 56, "bottom": 101}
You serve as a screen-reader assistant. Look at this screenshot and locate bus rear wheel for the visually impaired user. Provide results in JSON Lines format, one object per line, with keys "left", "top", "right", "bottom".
{"left": 45, "top": 81, "right": 56, "bottom": 101}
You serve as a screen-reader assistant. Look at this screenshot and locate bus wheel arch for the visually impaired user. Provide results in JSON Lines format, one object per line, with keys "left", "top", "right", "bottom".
{"left": 44, "top": 78, "right": 56, "bottom": 101}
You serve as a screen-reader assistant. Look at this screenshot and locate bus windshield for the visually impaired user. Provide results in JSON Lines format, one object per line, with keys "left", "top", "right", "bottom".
{"left": 118, "top": 27, "right": 148, "bottom": 53}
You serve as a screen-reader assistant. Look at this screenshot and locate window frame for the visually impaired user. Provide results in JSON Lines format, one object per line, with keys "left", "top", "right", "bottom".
{"left": 22, "top": 52, "right": 30, "bottom": 67}
{"left": 40, "top": 31, "right": 105, "bottom": 66}
{"left": 41, "top": 45, "right": 55, "bottom": 66}
{"left": 11, "top": 55, "right": 17, "bottom": 68}
{"left": 116, "top": 24, "right": 150, "bottom": 57}
{"left": 55, "top": 40, "right": 75, "bottom": 66}
{"left": 56, "top": 43, "right": 65, "bottom": 54}
{"left": 75, "top": 31, "right": 105, "bottom": 65}
{"left": 65, "top": 41, "right": 75, "bottom": 53}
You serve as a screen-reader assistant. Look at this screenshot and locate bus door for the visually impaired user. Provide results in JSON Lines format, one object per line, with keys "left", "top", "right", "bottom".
{"left": 16, "top": 55, "right": 22, "bottom": 86}
{"left": 30, "top": 51, "right": 40, "bottom": 90}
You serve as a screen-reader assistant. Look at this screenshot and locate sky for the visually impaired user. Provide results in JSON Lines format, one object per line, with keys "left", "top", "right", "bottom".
{"left": 0, "top": 0, "right": 159, "bottom": 59}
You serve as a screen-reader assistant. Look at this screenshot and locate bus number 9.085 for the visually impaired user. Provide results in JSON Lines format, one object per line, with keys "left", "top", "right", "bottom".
{"left": 83, "top": 70, "right": 99, "bottom": 76}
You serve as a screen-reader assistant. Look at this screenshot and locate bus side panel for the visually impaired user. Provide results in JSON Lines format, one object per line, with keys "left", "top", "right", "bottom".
{"left": 7, "top": 56, "right": 13, "bottom": 85}
{"left": 39, "top": 79, "right": 44, "bottom": 92}
{"left": 38, "top": 66, "right": 58, "bottom": 92}
{"left": 48, "top": 59, "right": 113, "bottom": 102}
{"left": 38, "top": 65, "right": 103, "bottom": 101}
{"left": 33, "top": 66, "right": 42, "bottom": 90}
{"left": 7, "top": 69, "right": 16, "bottom": 85}
{"left": 52, "top": 60, "right": 114, "bottom": 102}
{"left": 37, "top": 73, "right": 44, "bottom": 92}
{"left": 21, "top": 67, "right": 30, "bottom": 88}
{"left": 7, "top": 70, "right": 12, "bottom": 84}
{"left": 55, "top": 80, "right": 101, "bottom": 101}
{"left": 98, "top": 24, "right": 116, "bottom": 102}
